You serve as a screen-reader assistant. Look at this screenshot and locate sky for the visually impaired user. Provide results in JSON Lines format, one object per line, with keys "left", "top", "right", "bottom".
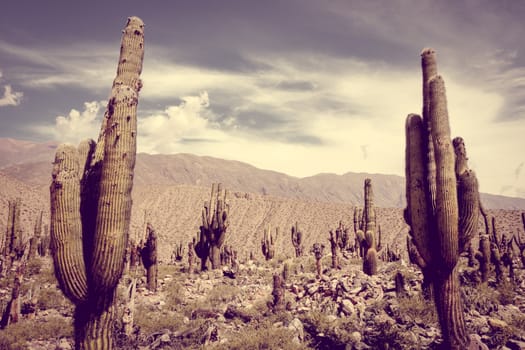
{"left": 0, "top": 0, "right": 524, "bottom": 198}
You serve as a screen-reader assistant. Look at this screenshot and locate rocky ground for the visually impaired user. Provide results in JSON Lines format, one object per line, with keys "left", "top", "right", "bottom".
{"left": 1, "top": 251, "right": 525, "bottom": 350}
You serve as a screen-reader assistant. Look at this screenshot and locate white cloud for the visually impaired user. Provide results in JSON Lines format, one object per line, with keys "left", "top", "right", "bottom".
{"left": 0, "top": 84, "right": 23, "bottom": 106}
{"left": 138, "top": 92, "right": 228, "bottom": 154}
{"left": 33, "top": 101, "right": 104, "bottom": 143}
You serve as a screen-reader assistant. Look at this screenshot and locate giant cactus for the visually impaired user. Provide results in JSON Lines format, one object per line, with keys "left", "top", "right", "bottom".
{"left": 404, "top": 48, "right": 480, "bottom": 349}
{"left": 49, "top": 16, "right": 144, "bottom": 349}
{"left": 200, "top": 183, "right": 229, "bottom": 269}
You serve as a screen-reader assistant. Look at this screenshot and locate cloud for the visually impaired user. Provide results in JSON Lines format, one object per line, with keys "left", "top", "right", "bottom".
{"left": 33, "top": 101, "right": 104, "bottom": 143}
{"left": 0, "top": 69, "right": 23, "bottom": 107}
{"left": 138, "top": 92, "right": 225, "bottom": 154}
{"left": 0, "top": 85, "right": 23, "bottom": 106}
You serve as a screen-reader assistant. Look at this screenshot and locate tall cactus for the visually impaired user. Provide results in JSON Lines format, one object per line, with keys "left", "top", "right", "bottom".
{"left": 5, "top": 198, "right": 24, "bottom": 267}
{"left": 291, "top": 222, "right": 303, "bottom": 257}
{"left": 141, "top": 223, "right": 158, "bottom": 292}
{"left": 200, "top": 183, "right": 229, "bottom": 269}
{"left": 49, "top": 16, "right": 144, "bottom": 349}
{"left": 404, "top": 48, "right": 480, "bottom": 349}
{"left": 28, "top": 211, "right": 43, "bottom": 259}
{"left": 362, "top": 179, "right": 376, "bottom": 233}
{"left": 262, "top": 225, "right": 278, "bottom": 260}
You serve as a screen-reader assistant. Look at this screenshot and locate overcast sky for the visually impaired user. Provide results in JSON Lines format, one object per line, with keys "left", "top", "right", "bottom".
{"left": 0, "top": 0, "right": 524, "bottom": 198}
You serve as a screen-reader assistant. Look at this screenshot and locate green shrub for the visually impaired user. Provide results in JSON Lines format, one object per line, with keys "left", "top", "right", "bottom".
{"left": 0, "top": 316, "right": 72, "bottom": 349}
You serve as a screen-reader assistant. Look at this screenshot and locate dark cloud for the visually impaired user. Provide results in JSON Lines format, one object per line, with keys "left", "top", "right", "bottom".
{"left": 180, "top": 137, "right": 218, "bottom": 144}
{"left": 275, "top": 80, "right": 317, "bottom": 91}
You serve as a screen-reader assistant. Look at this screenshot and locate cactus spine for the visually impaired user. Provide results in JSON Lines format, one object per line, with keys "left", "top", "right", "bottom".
{"left": 404, "top": 48, "right": 480, "bottom": 349}
{"left": 200, "top": 183, "right": 229, "bottom": 269}
{"left": 49, "top": 16, "right": 144, "bottom": 349}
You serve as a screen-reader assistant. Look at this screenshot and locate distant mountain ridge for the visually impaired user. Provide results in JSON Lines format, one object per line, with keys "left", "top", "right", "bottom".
{"left": 1, "top": 137, "right": 525, "bottom": 209}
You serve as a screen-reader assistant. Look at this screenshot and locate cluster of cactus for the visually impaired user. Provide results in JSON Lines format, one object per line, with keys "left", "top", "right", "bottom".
{"left": 404, "top": 48, "right": 481, "bottom": 349}
{"left": 140, "top": 223, "right": 158, "bottom": 292}
{"left": 172, "top": 241, "right": 184, "bottom": 263}
{"left": 290, "top": 222, "right": 303, "bottom": 257}
{"left": 261, "top": 225, "right": 278, "bottom": 260}
{"left": 354, "top": 179, "right": 381, "bottom": 275}
{"left": 474, "top": 207, "right": 517, "bottom": 283}
{"left": 194, "top": 183, "right": 229, "bottom": 270}
{"left": 311, "top": 243, "right": 325, "bottom": 278}
{"left": 49, "top": 16, "right": 144, "bottom": 349}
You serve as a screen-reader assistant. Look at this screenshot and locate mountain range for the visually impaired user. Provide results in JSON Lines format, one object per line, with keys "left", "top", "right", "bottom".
{"left": 0, "top": 137, "right": 523, "bottom": 261}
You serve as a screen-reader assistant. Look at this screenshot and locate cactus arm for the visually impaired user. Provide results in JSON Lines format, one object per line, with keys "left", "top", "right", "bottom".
{"left": 428, "top": 75, "right": 460, "bottom": 271}
{"left": 453, "top": 137, "right": 480, "bottom": 253}
{"left": 50, "top": 144, "right": 89, "bottom": 304}
{"left": 421, "top": 48, "right": 438, "bottom": 215}
{"left": 405, "top": 114, "right": 433, "bottom": 265}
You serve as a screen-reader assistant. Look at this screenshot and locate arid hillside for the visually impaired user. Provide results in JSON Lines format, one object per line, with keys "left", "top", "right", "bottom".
{"left": 1, "top": 137, "right": 524, "bottom": 262}
{"left": 1, "top": 138, "right": 525, "bottom": 209}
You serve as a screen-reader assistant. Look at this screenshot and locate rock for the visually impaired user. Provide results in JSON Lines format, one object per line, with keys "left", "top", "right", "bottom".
{"left": 349, "top": 331, "right": 362, "bottom": 343}
{"left": 287, "top": 318, "right": 304, "bottom": 343}
{"left": 306, "top": 283, "right": 319, "bottom": 295}
{"left": 55, "top": 338, "right": 72, "bottom": 350}
{"left": 160, "top": 333, "right": 171, "bottom": 343}
{"left": 341, "top": 299, "right": 355, "bottom": 316}
{"left": 468, "top": 334, "right": 489, "bottom": 350}
{"left": 488, "top": 317, "right": 508, "bottom": 329}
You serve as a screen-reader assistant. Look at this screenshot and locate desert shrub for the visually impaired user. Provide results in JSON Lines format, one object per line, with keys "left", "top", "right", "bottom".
{"left": 214, "top": 318, "right": 309, "bottom": 350}
{"left": 496, "top": 280, "right": 516, "bottom": 305}
{"left": 396, "top": 294, "right": 438, "bottom": 325}
{"left": 0, "top": 316, "right": 72, "bottom": 349}
{"left": 301, "top": 310, "right": 360, "bottom": 348}
{"left": 25, "top": 258, "right": 42, "bottom": 276}
{"left": 134, "top": 303, "right": 184, "bottom": 335}
{"left": 164, "top": 278, "right": 185, "bottom": 312}
{"left": 37, "top": 285, "right": 69, "bottom": 311}
{"left": 207, "top": 283, "right": 240, "bottom": 305}
{"left": 462, "top": 284, "right": 499, "bottom": 315}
